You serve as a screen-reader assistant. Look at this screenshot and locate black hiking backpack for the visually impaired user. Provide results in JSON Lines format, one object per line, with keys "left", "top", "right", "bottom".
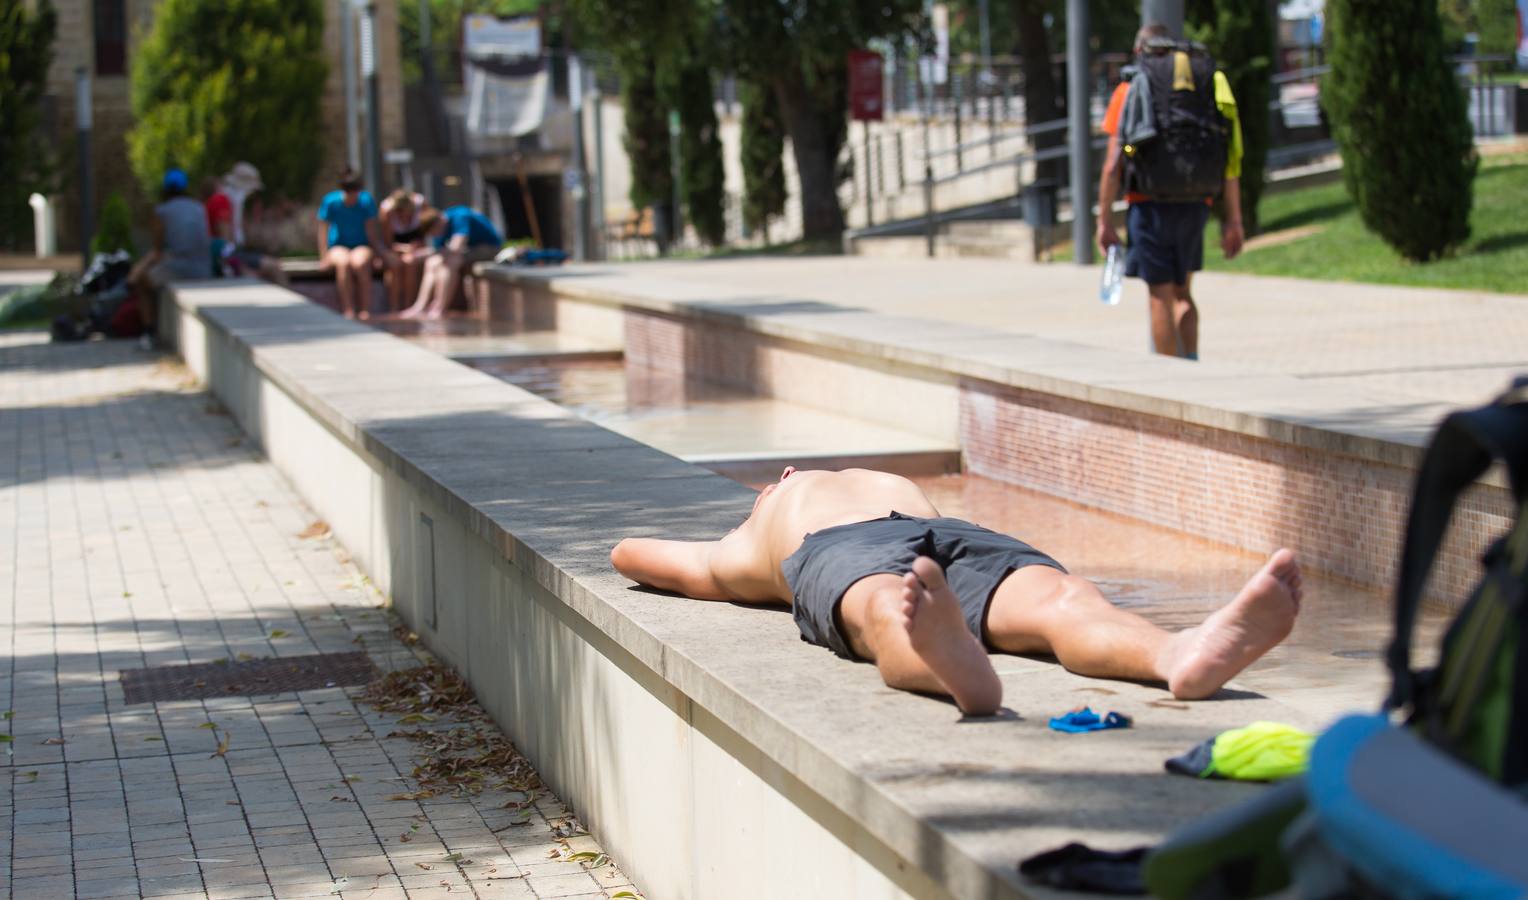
{"left": 1122, "top": 39, "right": 1230, "bottom": 203}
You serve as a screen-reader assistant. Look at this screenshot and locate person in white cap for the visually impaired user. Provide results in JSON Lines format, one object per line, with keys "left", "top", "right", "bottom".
{"left": 203, "top": 164, "right": 288, "bottom": 286}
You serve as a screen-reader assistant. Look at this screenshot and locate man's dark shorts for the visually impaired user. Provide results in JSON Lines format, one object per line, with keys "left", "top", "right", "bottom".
{"left": 1126, "top": 201, "right": 1211, "bottom": 286}
{"left": 782, "top": 513, "right": 1066, "bottom": 660}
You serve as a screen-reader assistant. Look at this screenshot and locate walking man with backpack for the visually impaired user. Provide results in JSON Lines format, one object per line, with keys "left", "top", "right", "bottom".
{"left": 1097, "top": 24, "right": 1245, "bottom": 360}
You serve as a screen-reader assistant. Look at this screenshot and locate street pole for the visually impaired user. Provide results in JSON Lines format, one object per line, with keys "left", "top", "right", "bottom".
{"left": 569, "top": 54, "right": 589, "bottom": 262}
{"left": 591, "top": 82, "right": 606, "bottom": 260}
{"left": 1066, "top": 0, "right": 1093, "bottom": 265}
{"left": 360, "top": 2, "right": 384, "bottom": 196}
{"left": 342, "top": 0, "right": 359, "bottom": 170}
{"left": 978, "top": 0, "right": 992, "bottom": 79}
{"left": 1142, "top": 0, "right": 1185, "bottom": 36}
{"left": 668, "top": 109, "right": 682, "bottom": 251}
{"left": 75, "top": 66, "right": 93, "bottom": 267}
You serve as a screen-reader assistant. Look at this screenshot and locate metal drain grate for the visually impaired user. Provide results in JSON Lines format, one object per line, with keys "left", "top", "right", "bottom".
{"left": 120, "top": 651, "right": 377, "bottom": 704}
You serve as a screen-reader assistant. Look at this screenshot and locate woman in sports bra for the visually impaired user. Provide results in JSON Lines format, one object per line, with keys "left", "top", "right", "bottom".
{"left": 380, "top": 189, "right": 432, "bottom": 314}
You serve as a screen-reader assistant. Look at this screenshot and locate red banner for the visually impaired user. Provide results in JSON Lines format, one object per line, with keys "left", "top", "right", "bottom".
{"left": 848, "top": 49, "right": 884, "bottom": 121}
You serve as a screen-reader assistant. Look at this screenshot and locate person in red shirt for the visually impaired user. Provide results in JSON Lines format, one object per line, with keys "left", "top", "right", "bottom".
{"left": 201, "top": 175, "right": 289, "bottom": 287}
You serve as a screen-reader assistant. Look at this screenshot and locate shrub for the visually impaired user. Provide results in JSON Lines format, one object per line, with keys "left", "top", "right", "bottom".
{"left": 92, "top": 193, "right": 134, "bottom": 256}
{"left": 739, "top": 79, "right": 787, "bottom": 240}
{"left": 1323, "top": 0, "right": 1476, "bottom": 262}
{"left": 128, "top": 0, "right": 327, "bottom": 202}
{"left": 0, "top": 0, "right": 57, "bottom": 251}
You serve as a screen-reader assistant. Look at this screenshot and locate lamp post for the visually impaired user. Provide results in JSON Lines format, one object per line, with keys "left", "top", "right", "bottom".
{"left": 75, "top": 66, "right": 93, "bottom": 266}
{"left": 1066, "top": 0, "right": 1092, "bottom": 264}
{"left": 1142, "top": 0, "right": 1185, "bottom": 36}
{"left": 360, "top": 2, "right": 383, "bottom": 195}
{"left": 342, "top": 0, "right": 359, "bottom": 169}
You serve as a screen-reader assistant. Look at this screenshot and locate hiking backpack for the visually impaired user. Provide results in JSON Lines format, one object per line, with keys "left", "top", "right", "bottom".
{"left": 1122, "top": 39, "right": 1230, "bottom": 203}
{"left": 1145, "top": 380, "right": 1528, "bottom": 899}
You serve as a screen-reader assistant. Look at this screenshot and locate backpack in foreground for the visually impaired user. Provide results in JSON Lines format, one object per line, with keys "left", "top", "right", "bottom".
{"left": 1123, "top": 39, "right": 1230, "bottom": 203}
{"left": 1146, "top": 380, "right": 1528, "bottom": 898}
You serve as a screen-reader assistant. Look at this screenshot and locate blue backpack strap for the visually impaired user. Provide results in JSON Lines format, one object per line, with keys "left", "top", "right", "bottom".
{"left": 1305, "top": 714, "right": 1528, "bottom": 897}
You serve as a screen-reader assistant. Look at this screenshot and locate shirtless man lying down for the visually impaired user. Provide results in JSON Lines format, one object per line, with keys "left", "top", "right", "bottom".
{"left": 610, "top": 467, "right": 1302, "bottom": 715}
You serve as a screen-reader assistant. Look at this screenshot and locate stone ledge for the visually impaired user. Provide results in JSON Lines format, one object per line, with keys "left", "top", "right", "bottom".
{"left": 480, "top": 265, "right": 1500, "bottom": 491}
{"left": 163, "top": 279, "right": 1354, "bottom": 900}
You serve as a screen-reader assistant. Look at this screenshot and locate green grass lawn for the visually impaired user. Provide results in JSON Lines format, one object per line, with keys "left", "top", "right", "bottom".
{"left": 1200, "top": 153, "right": 1528, "bottom": 293}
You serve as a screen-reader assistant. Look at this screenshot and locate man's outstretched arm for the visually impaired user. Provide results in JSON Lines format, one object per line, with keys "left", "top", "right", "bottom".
{"left": 611, "top": 538, "right": 732, "bottom": 600}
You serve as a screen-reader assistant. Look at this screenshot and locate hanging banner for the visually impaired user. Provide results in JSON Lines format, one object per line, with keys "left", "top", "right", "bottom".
{"left": 848, "top": 49, "right": 885, "bottom": 121}
{"left": 461, "top": 15, "right": 546, "bottom": 138}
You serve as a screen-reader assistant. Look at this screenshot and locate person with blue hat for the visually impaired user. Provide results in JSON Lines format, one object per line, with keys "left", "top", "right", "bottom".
{"left": 128, "top": 167, "right": 214, "bottom": 336}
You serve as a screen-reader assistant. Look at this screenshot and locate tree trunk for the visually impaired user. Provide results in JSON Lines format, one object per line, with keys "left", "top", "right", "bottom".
{"left": 774, "top": 68, "right": 845, "bottom": 241}
{"left": 1014, "top": 0, "right": 1065, "bottom": 184}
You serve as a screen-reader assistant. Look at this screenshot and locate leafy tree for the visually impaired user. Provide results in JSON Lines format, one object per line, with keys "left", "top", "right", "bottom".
{"left": 718, "top": 0, "right": 926, "bottom": 241}
{"left": 1188, "top": 0, "right": 1275, "bottom": 234}
{"left": 571, "top": 0, "right": 725, "bottom": 250}
{"left": 128, "top": 0, "right": 327, "bottom": 201}
{"left": 0, "top": 0, "right": 57, "bottom": 251}
{"left": 1324, "top": 0, "right": 1476, "bottom": 261}
{"left": 739, "top": 79, "right": 787, "bottom": 241}
{"left": 92, "top": 193, "right": 134, "bottom": 255}
{"left": 1475, "top": 0, "right": 1519, "bottom": 57}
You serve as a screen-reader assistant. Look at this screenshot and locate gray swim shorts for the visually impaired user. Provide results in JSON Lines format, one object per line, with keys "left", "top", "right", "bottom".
{"left": 781, "top": 512, "right": 1066, "bottom": 660}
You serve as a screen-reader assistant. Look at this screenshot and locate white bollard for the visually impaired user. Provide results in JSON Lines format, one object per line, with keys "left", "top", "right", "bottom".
{"left": 29, "top": 193, "right": 57, "bottom": 258}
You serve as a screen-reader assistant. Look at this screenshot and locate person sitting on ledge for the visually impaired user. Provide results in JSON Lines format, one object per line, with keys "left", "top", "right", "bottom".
{"left": 611, "top": 467, "right": 1302, "bottom": 715}
{"left": 397, "top": 205, "right": 503, "bottom": 320}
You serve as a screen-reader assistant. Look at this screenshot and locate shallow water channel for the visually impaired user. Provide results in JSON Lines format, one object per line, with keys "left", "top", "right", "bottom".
{"left": 458, "top": 353, "right": 1449, "bottom": 720}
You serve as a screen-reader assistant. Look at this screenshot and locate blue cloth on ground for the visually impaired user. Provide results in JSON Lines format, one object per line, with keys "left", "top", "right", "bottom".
{"left": 317, "top": 190, "right": 378, "bottom": 249}
{"left": 1050, "top": 707, "right": 1132, "bottom": 733}
{"left": 436, "top": 206, "right": 503, "bottom": 249}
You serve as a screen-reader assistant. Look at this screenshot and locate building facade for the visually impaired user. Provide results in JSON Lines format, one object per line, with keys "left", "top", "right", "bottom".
{"left": 40, "top": 0, "right": 404, "bottom": 250}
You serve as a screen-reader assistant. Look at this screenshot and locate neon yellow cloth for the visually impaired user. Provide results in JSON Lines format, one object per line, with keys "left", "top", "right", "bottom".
{"left": 1210, "top": 721, "right": 1313, "bottom": 781}
{"left": 1213, "top": 70, "right": 1243, "bottom": 180}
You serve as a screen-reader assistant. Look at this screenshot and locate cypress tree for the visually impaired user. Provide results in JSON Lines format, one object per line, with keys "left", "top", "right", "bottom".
{"left": 1323, "top": 0, "right": 1476, "bottom": 261}
{"left": 620, "top": 66, "right": 675, "bottom": 252}
{"left": 1188, "top": 0, "right": 1275, "bottom": 234}
{"left": 666, "top": 56, "right": 726, "bottom": 247}
{"left": 739, "top": 79, "right": 787, "bottom": 242}
{"left": 0, "top": 0, "right": 57, "bottom": 250}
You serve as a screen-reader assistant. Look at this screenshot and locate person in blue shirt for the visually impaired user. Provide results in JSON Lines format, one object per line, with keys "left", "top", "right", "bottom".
{"left": 315, "top": 168, "right": 397, "bottom": 320}
{"left": 398, "top": 205, "right": 503, "bottom": 320}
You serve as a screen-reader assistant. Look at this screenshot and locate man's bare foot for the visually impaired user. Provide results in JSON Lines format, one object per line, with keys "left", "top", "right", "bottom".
{"left": 1161, "top": 549, "right": 1303, "bottom": 699}
{"left": 901, "top": 557, "right": 1003, "bottom": 715}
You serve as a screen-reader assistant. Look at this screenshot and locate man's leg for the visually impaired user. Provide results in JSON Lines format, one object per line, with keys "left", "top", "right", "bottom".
{"left": 348, "top": 246, "right": 376, "bottom": 320}
{"left": 1148, "top": 282, "right": 1181, "bottom": 356}
{"left": 327, "top": 246, "right": 355, "bottom": 318}
{"left": 1174, "top": 274, "right": 1199, "bottom": 359}
{"left": 985, "top": 550, "right": 1303, "bottom": 699}
{"left": 838, "top": 566, "right": 1003, "bottom": 715}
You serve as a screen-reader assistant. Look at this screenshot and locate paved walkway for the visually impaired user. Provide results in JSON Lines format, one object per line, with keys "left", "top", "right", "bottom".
{"left": 0, "top": 333, "right": 636, "bottom": 899}
{"left": 619, "top": 257, "right": 1528, "bottom": 408}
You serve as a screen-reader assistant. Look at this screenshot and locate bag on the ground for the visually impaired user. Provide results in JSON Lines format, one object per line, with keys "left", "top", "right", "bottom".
{"left": 1144, "top": 379, "right": 1528, "bottom": 899}
{"left": 1122, "top": 39, "right": 1229, "bottom": 203}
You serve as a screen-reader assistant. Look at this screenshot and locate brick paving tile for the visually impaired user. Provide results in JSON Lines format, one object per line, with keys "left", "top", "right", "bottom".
{"left": 2, "top": 335, "right": 641, "bottom": 899}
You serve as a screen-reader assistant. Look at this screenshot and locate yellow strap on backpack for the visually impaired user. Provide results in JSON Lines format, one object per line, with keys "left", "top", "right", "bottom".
{"left": 1172, "top": 51, "right": 1195, "bottom": 91}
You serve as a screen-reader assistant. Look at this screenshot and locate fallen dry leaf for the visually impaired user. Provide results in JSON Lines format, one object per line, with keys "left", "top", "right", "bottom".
{"left": 41, "top": 737, "right": 65, "bottom": 745}
{"left": 297, "top": 520, "right": 331, "bottom": 541}
{"left": 210, "top": 732, "right": 231, "bottom": 758}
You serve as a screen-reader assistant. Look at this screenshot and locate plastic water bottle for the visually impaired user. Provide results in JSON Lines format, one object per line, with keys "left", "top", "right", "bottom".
{"left": 1099, "top": 244, "right": 1123, "bottom": 306}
